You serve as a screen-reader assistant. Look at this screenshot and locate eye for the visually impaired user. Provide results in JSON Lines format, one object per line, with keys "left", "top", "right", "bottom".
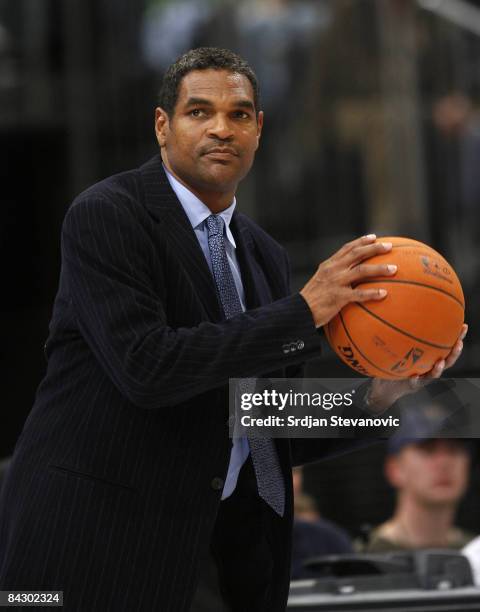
{"left": 189, "top": 108, "right": 205, "bottom": 117}
{"left": 233, "top": 110, "right": 250, "bottom": 119}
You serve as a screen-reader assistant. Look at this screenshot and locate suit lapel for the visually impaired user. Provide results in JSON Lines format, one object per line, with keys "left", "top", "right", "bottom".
{"left": 140, "top": 155, "right": 223, "bottom": 322}
{"left": 231, "top": 214, "right": 273, "bottom": 310}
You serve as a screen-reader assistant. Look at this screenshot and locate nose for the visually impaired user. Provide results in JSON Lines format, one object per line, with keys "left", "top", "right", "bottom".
{"left": 432, "top": 448, "right": 456, "bottom": 469}
{"left": 207, "top": 113, "right": 234, "bottom": 141}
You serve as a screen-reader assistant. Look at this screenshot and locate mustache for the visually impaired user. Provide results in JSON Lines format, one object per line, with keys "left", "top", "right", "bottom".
{"left": 199, "top": 143, "right": 239, "bottom": 156}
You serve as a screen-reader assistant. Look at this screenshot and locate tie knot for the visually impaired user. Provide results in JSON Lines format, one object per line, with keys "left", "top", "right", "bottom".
{"left": 206, "top": 214, "right": 224, "bottom": 237}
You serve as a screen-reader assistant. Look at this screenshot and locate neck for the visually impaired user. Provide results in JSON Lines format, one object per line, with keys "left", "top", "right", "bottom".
{"left": 197, "top": 193, "right": 234, "bottom": 214}
{"left": 162, "top": 155, "right": 235, "bottom": 214}
{"left": 389, "top": 495, "right": 456, "bottom": 548}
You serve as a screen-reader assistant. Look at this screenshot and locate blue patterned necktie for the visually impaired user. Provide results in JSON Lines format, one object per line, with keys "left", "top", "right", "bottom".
{"left": 206, "top": 213, "right": 285, "bottom": 517}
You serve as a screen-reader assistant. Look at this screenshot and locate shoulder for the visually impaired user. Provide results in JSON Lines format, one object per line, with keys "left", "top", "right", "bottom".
{"left": 70, "top": 166, "right": 144, "bottom": 214}
{"left": 62, "top": 162, "right": 156, "bottom": 238}
{"left": 60, "top": 163, "right": 159, "bottom": 250}
{"left": 297, "top": 518, "right": 351, "bottom": 545}
{"left": 293, "top": 519, "right": 352, "bottom": 555}
{"left": 315, "top": 517, "right": 352, "bottom": 544}
{"left": 363, "top": 523, "right": 405, "bottom": 553}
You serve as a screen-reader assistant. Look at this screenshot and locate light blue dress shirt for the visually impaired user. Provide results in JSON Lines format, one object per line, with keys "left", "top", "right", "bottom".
{"left": 164, "top": 165, "right": 250, "bottom": 499}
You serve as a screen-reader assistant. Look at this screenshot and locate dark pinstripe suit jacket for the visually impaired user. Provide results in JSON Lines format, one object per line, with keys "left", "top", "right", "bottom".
{"left": 0, "top": 155, "right": 357, "bottom": 611}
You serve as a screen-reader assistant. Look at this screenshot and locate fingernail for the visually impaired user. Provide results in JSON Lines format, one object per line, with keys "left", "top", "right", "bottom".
{"left": 456, "top": 341, "right": 463, "bottom": 353}
{"left": 365, "top": 233, "right": 376, "bottom": 240}
{"left": 387, "top": 265, "right": 397, "bottom": 273}
{"left": 461, "top": 326, "right": 468, "bottom": 340}
{"left": 378, "top": 289, "right": 387, "bottom": 297}
{"left": 438, "top": 359, "right": 445, "bottom": 370}
{"left": 382, "top": 242, "right": 392, "bottom": 250}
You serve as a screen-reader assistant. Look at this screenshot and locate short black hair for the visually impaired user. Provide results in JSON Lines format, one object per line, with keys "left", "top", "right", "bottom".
{"left": 158, "top": 47, "right": 260, "bottom": 117}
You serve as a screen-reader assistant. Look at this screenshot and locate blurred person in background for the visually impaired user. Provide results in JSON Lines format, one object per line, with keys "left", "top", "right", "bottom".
{"left": 291, "top": 466, "right": 352, "bottom": 579}
{"left": 428, "top": 92, "right": 480, "bottom": 289}
{"left": 364, "top": 431, "right": 473, "bottom": 553}
{"left": 427, "top": 91, "right": 480, "bottom": 352}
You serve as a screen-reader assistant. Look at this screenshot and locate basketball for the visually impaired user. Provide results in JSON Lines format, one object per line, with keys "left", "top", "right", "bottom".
{"left": 324, "top": 237, "right": 465, "bottom": 379}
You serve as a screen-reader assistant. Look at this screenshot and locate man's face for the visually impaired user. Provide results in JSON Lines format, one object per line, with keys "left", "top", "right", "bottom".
{"left": 155, "top": 69, "right": 263, "bottom": 202}
{"left": 387, "top": 439, "right": 470, "bottom": 507}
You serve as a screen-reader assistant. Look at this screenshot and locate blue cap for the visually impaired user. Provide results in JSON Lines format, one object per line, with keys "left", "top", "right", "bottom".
{"left": 387, "top": 402, "right": 467, "bottom": 455}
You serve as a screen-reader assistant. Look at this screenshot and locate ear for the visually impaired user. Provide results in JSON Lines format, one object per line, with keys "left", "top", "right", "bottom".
{"left": 255, "top": 110, "right": 264, "bottom": 149}
{"left": 384, "top": 456, "right": 404, "bottom": 489}
{"left": 155, "top": 107, "right": 169, "bottom": 148}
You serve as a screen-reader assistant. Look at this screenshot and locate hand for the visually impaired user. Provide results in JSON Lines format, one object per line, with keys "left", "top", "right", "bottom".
{"left": 365, "top": 324, "right": 468, "bottom": 414}
{"left": 299, "top": 234, "right": 397, "bottom": 328}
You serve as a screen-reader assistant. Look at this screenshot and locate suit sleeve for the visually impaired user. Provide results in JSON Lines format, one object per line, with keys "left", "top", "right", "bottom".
{"left": 61, "top": 196, "right": 323, "bottom": 409}
{"left": 282, "top": 247, "right": 317, "bottom": 380}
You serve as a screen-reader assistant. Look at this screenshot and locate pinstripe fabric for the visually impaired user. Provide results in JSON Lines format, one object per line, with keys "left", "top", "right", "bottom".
{"left": 0, "top": 155, "right": 325, "bottom": 611}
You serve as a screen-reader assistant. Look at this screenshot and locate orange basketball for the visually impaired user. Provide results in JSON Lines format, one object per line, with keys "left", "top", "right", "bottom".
{"left": 324, "top": 237, "right": 465, "bottom": 379}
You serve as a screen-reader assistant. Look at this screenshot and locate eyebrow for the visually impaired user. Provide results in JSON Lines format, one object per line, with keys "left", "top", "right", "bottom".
{"left": 184, "top": 97, "right": 255, "bottom": 112}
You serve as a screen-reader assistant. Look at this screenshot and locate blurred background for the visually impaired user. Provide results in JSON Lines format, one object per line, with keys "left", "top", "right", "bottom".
{"left": 2, "top": 0, "right": 480, "bottom": 546}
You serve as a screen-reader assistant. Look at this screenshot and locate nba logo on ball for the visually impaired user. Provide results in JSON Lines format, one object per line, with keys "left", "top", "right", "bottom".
{"left": 324, "top": 237, "right": 465, "bottom": 379}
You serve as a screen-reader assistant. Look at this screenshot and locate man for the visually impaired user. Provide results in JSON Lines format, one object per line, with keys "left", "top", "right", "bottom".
{"left": 0, "top": 48, "right": 466, "bottom": 611}
{"left": 365, "top": 427, "right": 473, "bottom": 552}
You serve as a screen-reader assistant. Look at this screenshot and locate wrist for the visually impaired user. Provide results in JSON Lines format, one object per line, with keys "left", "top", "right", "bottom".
{"left": 364, "top": 383, "right": 392, "bottom": 415}
{"left": 298, "top": 290, "right": 322, "bottom": 328}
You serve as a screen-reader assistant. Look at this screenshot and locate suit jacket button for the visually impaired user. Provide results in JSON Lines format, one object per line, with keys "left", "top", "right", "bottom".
{"left": 211, "top": 477, "right": 224, "bottom": 491}
{"left": 297, "top": 340, "right": 305, "bottom": 350}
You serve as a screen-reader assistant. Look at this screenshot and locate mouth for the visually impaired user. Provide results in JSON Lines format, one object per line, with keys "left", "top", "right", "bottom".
{"left": 202, "top": 147, "right": 238, "bottom": 159}
{"left": 433, "top": 479, "right": 453, "bottom": 487}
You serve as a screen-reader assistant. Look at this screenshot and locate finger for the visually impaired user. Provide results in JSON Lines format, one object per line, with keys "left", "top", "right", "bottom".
{"left": 444, "top": 340, "right": 463, "bottom": 369}
{"left": 349, "top": 263, "right": 397, "bottom": 284}
{"left": 428, "top": 358, "right": 445, "bottom": 379}
{"left": 350, "top": 287, "right": 388, "bottom": 303}
{"left": 460, "top": 324, "right": 468, "bottom": 341}
{"left": 332, "top": 233, "right": 377, "bottom": 260}
{"left": 343, "top": 240, "right": 393, "bottom": 267}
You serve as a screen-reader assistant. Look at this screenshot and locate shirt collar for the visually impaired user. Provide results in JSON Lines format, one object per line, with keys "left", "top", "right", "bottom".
{"left": 163, "top": 164, "right": 237, "bottom": 248}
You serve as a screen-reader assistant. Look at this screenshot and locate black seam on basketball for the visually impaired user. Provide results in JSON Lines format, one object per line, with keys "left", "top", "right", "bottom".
{"left": 390, "top": 244, "right": 451, "bottom": 266}
{"left": 356, "top": 279, "right": 464, "bottom": 308}
{"left": 339, "top": 312, "right": 405, "bottom": 379}
{"left": 390, "top": 244, "right": 445, "bottom": 255}
{"left": 355, "top": 303, "right": 453, "bottom": 349}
